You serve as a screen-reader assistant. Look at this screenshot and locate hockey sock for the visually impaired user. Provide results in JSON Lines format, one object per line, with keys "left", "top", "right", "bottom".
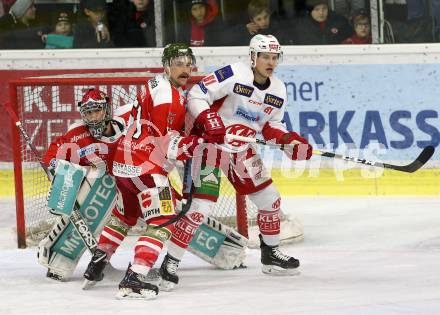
{"left": 168, "top": 198, "right": 213, "bottom": 260}
{"left": 133, "top": 224, "right": 173, "bottom": 268}
{"left": 97, "top": 214, "right": 130, "bottom": 259}
{"left": 249, "top": 185, "right": 282, "bottom": 246}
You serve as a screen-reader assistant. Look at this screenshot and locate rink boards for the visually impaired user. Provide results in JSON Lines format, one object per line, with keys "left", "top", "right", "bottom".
{"left": 1, "top": 168, "right": 438, "bottom": 197}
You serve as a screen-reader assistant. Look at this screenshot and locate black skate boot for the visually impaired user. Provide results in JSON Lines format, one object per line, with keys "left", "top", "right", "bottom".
{"left": 115, "top": 264, "right": 159, "bottom": 300}
{"left": 260, "top": 235, "right": 300, "bottom": 276}
{"left": 82, "top": 249, "right": 108, "bottom": 290}
{"left": 159, "top": 254, "right": 180, "bottom": 291}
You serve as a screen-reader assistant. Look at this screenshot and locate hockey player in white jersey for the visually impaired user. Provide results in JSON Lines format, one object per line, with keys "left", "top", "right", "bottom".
{"left": 159, "top": 34, "right": 313, "bottom": 289}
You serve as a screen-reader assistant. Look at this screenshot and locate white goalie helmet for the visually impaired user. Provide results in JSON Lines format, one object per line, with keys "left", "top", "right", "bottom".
{"left": 249, "top": 34, "right": 283, "bottom": 67}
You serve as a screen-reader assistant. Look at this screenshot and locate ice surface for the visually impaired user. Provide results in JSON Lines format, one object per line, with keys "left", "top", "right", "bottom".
{"left": 1, "top": 196, "right": 440, "bottom": 315}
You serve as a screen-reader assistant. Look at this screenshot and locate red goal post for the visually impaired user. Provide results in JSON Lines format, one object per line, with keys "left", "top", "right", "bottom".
{"left": 9, "top": 72, "right": 302, "bottom": 249}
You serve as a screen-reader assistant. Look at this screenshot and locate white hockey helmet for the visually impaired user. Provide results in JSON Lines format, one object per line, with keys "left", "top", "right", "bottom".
{"left": 249, "top": 34, "right": 283, "bottom": 67}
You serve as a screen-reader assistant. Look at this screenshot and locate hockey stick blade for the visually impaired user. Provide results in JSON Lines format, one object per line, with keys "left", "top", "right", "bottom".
{"left": 383, "top": 145, "right": 434, "bottom": 173}
{"left": 226, "top": 134, "right": 435, "bottom": 173}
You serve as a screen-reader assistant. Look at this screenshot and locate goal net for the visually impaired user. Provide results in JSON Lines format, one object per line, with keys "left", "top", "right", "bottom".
{"left": 9, "top": 73, "right": 303, "bottom": 248}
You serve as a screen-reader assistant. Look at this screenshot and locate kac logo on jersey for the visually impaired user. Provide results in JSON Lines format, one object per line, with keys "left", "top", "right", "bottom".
{"left": 198, "top": 81, "right": 208, "bottom": 94}
{"left": 214, "top": 65, "right": 234, "bottom": 82}
{"left": 233, "top": 83, "right": 254, "bottom": 97}
{"left": 264, "top": 94, "right": 284, "bottom": 108}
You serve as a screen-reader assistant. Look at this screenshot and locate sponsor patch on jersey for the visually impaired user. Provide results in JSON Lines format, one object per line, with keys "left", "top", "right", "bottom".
{"left": 235, "top": 107, "right": 261, "bottom": 122}
{"left": 198, "top": 81, "right": 208, "bottom": 94}
{"left": 248, "top": 99, "right": 262, "bottom": 106}
{"left": 77, "top": 144, "right": 97, "bottom": 158}
{"left": 233, "top": 83, "right": 254, "bottom": 97}
{"left": 203, "top": 74, "right": 217, "bottom": 86}
{"left": 70, "top": 132, "right": 88, "bottom": 143}
{"left": 149, "top": 77, "right": 159, "bottom": 89}
{"left": 264, "top": 93, "right": 284, "bottom": 108}
{"left": 214, "top": 65, "right": 234, "bottom": 82}
{"left": 112, "top": 161, "right": 142, "bottom": 177}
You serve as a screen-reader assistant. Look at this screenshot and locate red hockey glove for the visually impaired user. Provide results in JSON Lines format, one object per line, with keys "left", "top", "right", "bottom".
{"left": 279, "top": 132, "right": 313, "bottom": 160}
{"left": 195, "top": 109, "right": 226, "bottom": 144}
{"left": 167, "top": 133, "right": 204, "bottom": 161}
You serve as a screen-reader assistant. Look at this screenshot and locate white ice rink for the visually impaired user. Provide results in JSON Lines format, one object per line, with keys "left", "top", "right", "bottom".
{"left": 1, "top": 196, "right": 440, "bottom": 315}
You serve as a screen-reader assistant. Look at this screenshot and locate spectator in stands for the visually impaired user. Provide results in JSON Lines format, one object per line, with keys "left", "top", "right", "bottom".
{"left": 293, "top": 0, "right": 352, "bottom": 45}
{"left": 43, "top": 12, "right": 73, "bottom": 49}
{"left": 341, "top": 9, "right": 372, "bottom": 44}
{"left": 108, "top": 0, "right": 155, "bottom": 47}
{"left": 73, "top": 0, "right": 114, "bottom": 48}
{"left": 0, "top": 0, "right": 43, "bottom": 49}
{"left": 176, "top": 0, "right": 222, "bottom": 47}
{"left": 228, "top": 0, "right": 286, "bottom": 45}
{"left": 384, "top": 0, "right": 435, "bottom": 43}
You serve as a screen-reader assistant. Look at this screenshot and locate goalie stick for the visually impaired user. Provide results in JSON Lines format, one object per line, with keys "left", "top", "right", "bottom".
{"left": 226, "top": 134, "right": 435, "bottom": 173}
{"left": 5, "top": 102, "right": 98, "bottom": 253}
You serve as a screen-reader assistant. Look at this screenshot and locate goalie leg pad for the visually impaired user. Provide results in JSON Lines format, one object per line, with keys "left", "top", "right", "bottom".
{"left": 37, "top": 215, "right": 70, "bottom": 268}
{"left": 188, "top": 216, "right": 249, "bottom": 270}
{"left": 40, "top": 168, "right": 117, "bottom": 281}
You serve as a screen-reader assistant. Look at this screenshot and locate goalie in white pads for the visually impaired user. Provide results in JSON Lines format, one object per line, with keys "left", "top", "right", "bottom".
{"left": 38, "top": 89, "right": 131, "bottom": 280}
{"left": 159, "top": 34, "right": 313, "bottom": 290}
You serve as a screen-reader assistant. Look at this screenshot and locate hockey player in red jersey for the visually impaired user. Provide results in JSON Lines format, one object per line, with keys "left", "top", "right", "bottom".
{"left": 159, "top": 34, "right": 313, "bottom": 290}
{"left": 39, "top": 88, "right": 131, "bottom": 281}
{"left": 83, "top": 43, "right": 204, "bottom": 300}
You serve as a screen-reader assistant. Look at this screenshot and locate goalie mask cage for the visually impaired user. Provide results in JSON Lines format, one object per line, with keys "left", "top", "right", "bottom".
{"left": 9, "top": 73, "right": 302, "bottom": 249}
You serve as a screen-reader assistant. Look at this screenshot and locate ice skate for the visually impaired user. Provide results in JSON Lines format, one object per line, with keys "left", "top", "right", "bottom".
{"left": 260, "top": 235, "right": 300, "bottom": 276}
{"left": 82, "top": 249, "right": 108, "bottom": 290}
{"left": 115, "top": 264, "right": 159, "bottom": 300}
{"left": 159, "top": 254, "right": 180, "bottom": 291}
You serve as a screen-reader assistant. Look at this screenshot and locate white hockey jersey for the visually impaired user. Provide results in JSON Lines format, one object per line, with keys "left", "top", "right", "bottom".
{"left": 188, "top": 61, "right": 289, "bottom": 152}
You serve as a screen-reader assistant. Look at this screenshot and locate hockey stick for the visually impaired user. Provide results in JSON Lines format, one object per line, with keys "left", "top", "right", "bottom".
{"left": 4, "top": 102, "right": 98, "bottom": 253}
{"left": 226, "top": 134, "right": 435, "bottom": 173}
{"left": 154, "top": 160, "right": 194, "bottom": 229}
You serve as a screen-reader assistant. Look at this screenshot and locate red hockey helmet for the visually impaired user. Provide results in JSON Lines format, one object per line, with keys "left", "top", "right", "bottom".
{"left": 78, "top": 89, "right": 112, "bottom": 139}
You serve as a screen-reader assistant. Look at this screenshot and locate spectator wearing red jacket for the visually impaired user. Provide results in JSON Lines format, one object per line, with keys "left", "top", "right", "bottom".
{"left": 178, "top": 0, "right": 220, "bottom": 47}
{"left": 342, "top": 9, "right": 372, "bottom": 44}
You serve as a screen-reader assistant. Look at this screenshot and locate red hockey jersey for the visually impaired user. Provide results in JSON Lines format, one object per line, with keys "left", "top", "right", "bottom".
{"left": 112, "top": 74, "right": 187, "bottom": 178}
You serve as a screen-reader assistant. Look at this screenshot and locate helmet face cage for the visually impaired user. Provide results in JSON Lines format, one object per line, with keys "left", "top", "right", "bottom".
{"left": 79, "top": 89, "right": 112, "bottom": 139}
{"left": 249, "top": 34, "right": 283, "bottom": 68}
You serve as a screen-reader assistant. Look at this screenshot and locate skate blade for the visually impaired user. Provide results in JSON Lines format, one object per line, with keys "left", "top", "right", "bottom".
{"left": 262, "top": 265, "right": 301, "bottom": 276}
{"left": 115, "top": 288, "right": 158, "bottom": 300}
{"left": 82, "top": 279, "right": 97, "bottom": 290}
{"left": 159, "top": 279, "right": 176, "bottom": 292}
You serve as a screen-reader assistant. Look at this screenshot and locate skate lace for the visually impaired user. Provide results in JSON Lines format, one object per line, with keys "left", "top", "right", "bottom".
{"left": 167, "top": 258, "right": 179, "bottom": 275}
{"left": 272, "top": 248, "right": 291, "bottom": 262}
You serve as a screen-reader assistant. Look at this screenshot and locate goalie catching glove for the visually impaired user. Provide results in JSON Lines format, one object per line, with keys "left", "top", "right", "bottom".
{"left": 278, "top": 132, "right": 313, "bottom": 160}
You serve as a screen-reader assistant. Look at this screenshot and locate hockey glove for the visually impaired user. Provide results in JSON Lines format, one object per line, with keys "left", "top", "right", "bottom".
{"left": 279, "top": 132, "right": 313, "bottom": 160}
{"left": 167, "top": 132, "right": 204, "bottom": 161}
{"left": 195, "top": 109, "right": 226, "bottom": 144}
